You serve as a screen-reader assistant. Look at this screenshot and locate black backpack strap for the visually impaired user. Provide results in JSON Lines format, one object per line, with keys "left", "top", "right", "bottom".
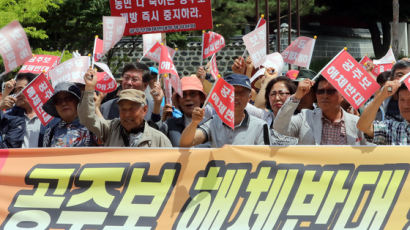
{"left": 263, "top": 124, "right": 270, "bottom": 145}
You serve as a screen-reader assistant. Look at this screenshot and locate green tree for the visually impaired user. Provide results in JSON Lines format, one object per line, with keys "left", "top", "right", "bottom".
{"left": 0, "top": 0, "right": 62, "bottom": 39}
{"left": 31, "top": 0, "right": 110, "bottom": 53}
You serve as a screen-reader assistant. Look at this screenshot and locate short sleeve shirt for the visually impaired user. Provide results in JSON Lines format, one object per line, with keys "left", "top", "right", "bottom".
{"left": 198, "top": 111, "right": 267, "bottom": 148}
{"left": 372, "top": 119, "right": 410, "bottom": 145}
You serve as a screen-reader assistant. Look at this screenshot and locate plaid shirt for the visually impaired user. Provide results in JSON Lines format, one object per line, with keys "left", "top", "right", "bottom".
{"left": 372, "top": 119, "right": 410, "bottom": 145}
{"left": 321, "top": 116, "right": 347, "bottom": 145}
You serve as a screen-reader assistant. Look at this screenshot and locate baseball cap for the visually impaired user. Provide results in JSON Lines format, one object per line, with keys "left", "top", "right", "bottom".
{"left": 224, "top": 74, "right": 252, "bottom": 90}
{"left": 181, "top": 76, "right": 205, "bottom": 97}
{"left": 117, "top": 89, "right": 147, "bottom": 105}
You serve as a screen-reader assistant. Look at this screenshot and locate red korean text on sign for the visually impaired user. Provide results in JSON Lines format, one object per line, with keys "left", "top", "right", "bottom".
{"left": 208, "top": 78, "right": 235, "bottom": 129}
{"left": 321, "top": 50, "right": 381, "bottom": 110}
{"left": 242, "top": 23, "right": 266, "bottom": 67}
{"left": 22, "top": 73, "right": 54, "bottom": 126}
{"left": 109, "top": 0, "right": 213, "bottom": 36}
{"left": 19, "top": 55, "right": 60, "bottom": 75}
{"left": 95, "top": 72, "right": 117, "bottom": 94}
{"left": 103, "top": 16, "right": 126, "bottom": 54}
{"left": 0, "top": 21, "right": 32, "bottom": 74}
{"left": 202, "top": 31, "right": 225, "bottom": 59}
{"left": 159, "top": 43, "right": 178, "bottom": 77}
{"left": 48, "top": 56, "right": 90, "bottom": 87}
{"left": 281, "top": 36, "right": 315, "bottom": 68}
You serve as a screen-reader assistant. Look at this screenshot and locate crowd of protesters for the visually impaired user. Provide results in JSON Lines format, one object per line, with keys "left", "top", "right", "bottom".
{"left": 0, "top": 56, "right": 409, "bottom": 148}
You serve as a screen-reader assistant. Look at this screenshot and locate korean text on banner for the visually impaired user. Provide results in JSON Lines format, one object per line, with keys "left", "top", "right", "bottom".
{"left": 1, "top": 146, "right": 409, "bottom": 229}
{"left": 159, "top": 44, "right": 178, "bottom": 77}
{"left": 48, "top": 56, "right": 90, "bottom": 87}
{"left": 281, "top": 36, "right": 316, "bottom": 68}
{"left": 321, "top": 50, "right": 380, "bottom": 109}
{"left": 22, "top": 73, "right": 54, "bottom": 126}
{"left": 0, "top": 21, "right": 32, "bottom": 74}
{"left": 103, "top": 16, "right": 126, "bottom": 54}
{"left": 208, "top": 78, "right": 235, "bottom": 129}
{"left": 242, "top": 23, "right": 266, "bottom": 67}
{"left": 209, "top": 54, "right": 219, "bottom": 80}
{"left": 94, "top": 62, "right": 117, "bottom": 94}
{"left": 109, "top": 0, "right": 213, "bottom": 36}
{"left": 202, "top": 31, "right": 225, "bottom": 60}
{"left": 19, "top": 55, "right": 60, "bottom": 74}
{"left": 143, "top": 42, "right": 177, "bottom": 63}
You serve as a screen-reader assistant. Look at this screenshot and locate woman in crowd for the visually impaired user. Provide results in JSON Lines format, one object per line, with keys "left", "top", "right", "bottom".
{"left": 160, "top": 76, "right": 211, "bottom": 147}
{"left": 42, "top": 82, "right": 100, "bottom": 147}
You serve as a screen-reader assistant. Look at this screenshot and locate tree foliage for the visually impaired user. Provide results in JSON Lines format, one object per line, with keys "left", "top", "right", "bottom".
{"left": 0, "top": 0, "right": 62, "bottom": 39}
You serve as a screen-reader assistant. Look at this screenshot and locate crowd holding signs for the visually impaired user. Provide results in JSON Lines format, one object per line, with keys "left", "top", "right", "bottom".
{"left": 1, "top": 1, "right": 410, "bottom": 228}
{"left": 0, "top": 4, "right": 409, "bottom": 146}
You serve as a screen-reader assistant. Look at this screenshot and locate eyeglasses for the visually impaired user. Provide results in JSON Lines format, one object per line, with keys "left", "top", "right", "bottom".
{"left": 270, "top": 91, "right": 291, "bottom": 98}
{"left": 316, "top": 89, "right": 337, "bottom": 95}
{"left": 123, "top": 76, "right": 141, "bottom": 83}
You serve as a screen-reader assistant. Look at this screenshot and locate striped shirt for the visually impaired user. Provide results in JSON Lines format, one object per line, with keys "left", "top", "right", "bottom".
{"left": 372, "top": 119, "right": 410, "bottom": 145}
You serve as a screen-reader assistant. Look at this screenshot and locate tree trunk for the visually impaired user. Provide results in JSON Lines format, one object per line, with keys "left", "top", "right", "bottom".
{"left": 392, "top": 0, "right": 399, "bottom": 57}
{"left": 368, "top": 20, "right": 391, "bottom": 58}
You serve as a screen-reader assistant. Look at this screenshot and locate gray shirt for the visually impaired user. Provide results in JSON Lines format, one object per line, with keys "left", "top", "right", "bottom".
{"left": 199, "top": 111, "right": 268, "bottom": 148}
{"left": 22, "top": 114, "right": 41, "bottom": 148}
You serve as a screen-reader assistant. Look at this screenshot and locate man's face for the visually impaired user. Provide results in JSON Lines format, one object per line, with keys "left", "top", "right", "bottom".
{"left": 234, "top": 85, "right": 251, "bottom": 114}
{"left": 177, "top": 90, "right": 203, "bottom": 117}
{"left": 15, "top": 79, "right": 29, "bottom": 108}
{"left": 121, "top": 69, "right": 145, "bottom": 91}
{"left": 316, "top": 80, "right": 343, "bottom": 114}
{"left": 118, "top": 100, "right": 147, "bottom": 132}
{"left": 54, "top": 92, "right": 78, "bottom": 122}
{"left": 398, "top": 89, "right": 410, "bottom": 122}
{"left": 392, "top": 67, "right": 410, "bottom": 80}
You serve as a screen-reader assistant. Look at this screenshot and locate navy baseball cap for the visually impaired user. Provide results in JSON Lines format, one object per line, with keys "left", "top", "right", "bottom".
{"left": 224, "top": 74, "right": 252, "bottom": 90}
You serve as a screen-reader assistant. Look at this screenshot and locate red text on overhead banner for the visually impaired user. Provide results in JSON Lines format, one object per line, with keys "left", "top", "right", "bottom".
{"left": 109, "top": 0, "right": 213, "bottom": 36}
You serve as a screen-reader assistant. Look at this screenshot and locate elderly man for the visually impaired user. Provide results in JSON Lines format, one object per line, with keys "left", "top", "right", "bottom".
{"left": 79, "top": 69, "right": 172, "bottom": 147}
{"left": 100, "top": 62, "right": 163, "bottom": 122}
{"left": 179, "top": 74, "right": 269, "bottom": 148}
{"left": 273, "top": 76, "right": 367, "bottom": 145}
{"left": 357, "top": 80, "right": 410, "bottom": 145}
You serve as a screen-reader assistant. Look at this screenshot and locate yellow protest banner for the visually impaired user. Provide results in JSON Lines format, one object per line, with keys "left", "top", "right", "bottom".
{"left": 0, "top": 146, "right": 408, "bottom": 229}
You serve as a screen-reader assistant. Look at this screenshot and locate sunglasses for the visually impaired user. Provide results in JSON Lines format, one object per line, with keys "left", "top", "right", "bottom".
{"left": 316, "top": 89, "right": 337, "bottom": 95}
